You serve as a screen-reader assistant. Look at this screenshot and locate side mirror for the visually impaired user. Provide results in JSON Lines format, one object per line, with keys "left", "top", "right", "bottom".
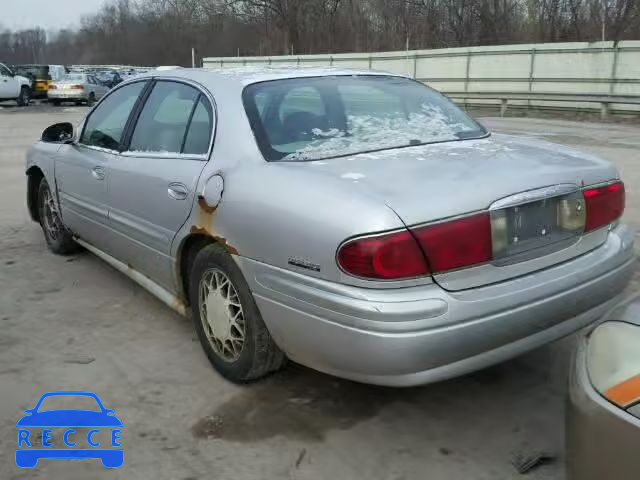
{"left": 42, "top": 122, "right": 74, "bottom": 144}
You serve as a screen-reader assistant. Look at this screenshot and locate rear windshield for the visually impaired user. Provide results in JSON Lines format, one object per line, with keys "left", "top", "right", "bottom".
{"left": 13, "top": 65, "right": 49, "bottom": 80}
{"left": 62, "top": 73, "right": 85, "bottom": 82}
{"left": 242, "top": 75, "right": 486, "bottom": 161}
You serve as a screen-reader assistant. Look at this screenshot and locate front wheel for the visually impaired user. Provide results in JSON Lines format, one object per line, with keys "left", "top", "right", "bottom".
{"left": 189, "top": 244, "right": 286, "bottom": 382}
{"left": 16, "top": 87, "right": 30, "bottom": 107}
{"left": 38, "top": 179, "right": 78, "bottom": 254}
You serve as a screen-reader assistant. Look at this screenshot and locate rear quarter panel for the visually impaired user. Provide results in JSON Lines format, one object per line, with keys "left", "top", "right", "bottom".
{"left": 197, "top": 163, "right": 406, "bottom": 284}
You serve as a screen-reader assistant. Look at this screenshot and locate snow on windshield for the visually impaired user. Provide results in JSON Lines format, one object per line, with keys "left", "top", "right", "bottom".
{"left": 243, "top": 75, "right": 485, "bottom": 162}
{"left": 282, "top": 105, "right": 473, "bottom": 161}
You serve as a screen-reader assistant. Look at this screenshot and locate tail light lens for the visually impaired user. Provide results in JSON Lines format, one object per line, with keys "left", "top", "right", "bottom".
{"left": 338, "top": 230, "right": 429, "bottom": 279}
{"left": 48, "top": 85, "right": 57, "bottom": 90}
{"left": 338, "top": 213, "right": 492, "bottom": 280}
{"left": 583, "top": 181, "right": 625, "bottom": 232}
{"left": 337, "top": 181, "right": 624, "bottom": 281}
{"left": 411, "top": 213, "right": 492, "bottom": 273}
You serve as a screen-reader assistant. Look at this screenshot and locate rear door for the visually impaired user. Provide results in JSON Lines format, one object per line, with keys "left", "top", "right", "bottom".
{"left": 107, "top": 79, "right": 213, "bottom": 289}
{"left": 55, "top": 80, "right": 148, "bottom": 250}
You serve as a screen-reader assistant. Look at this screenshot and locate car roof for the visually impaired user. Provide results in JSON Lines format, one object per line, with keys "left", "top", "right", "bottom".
{"left": 134, "top": 67, "right": 402, "bottom": 91}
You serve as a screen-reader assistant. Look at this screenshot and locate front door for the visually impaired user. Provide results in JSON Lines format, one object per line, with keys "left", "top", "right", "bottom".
{"left": 0, "top": 64, "right": 18, "bottom": 99}
{"left": 55, "top": 80, "right": 148, "bottom": 251}
{"left": 107, "top": 80, "right": 213, "bottom": 289}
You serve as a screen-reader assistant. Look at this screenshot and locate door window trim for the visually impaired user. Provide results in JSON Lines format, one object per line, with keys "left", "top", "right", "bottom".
{"left": 77, "top": 79, "right": 151, "bottom": 155}
{"left": 120, "top": 78, "right": 217, "bottom": 162}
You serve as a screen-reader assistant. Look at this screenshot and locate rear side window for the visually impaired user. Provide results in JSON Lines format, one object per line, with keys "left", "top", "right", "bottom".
{"left": 129, "top": 81, "right": 205, "bottom": 154}
{"left": 80, "top": 81, "right": 146, "bottom": 151}
{"left": 182, "top": 97, "right": 213, "bottom": 155}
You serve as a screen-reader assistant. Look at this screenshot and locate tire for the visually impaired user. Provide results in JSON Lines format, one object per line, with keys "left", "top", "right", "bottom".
{"left": 189, "top": 243, "right": 285, "bottom": 382}
{"left": 37, "top": 179, "right": 78, "bottom": 255}
{"left": 16, "top": 86, "right": 30, "bottom": 107}
{"left": 87, "top": 92, "right": 96, "bottom": 106}
{"left": 51, "top": 99, "right": 61, "bottom": 106}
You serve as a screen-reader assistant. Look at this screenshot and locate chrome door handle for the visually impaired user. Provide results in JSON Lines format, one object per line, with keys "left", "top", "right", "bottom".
{"left": 91, "top": 166, "right": 105, "bottom": 180}
{"left": 168, "top": 182, "right": 189, "bottom": 200}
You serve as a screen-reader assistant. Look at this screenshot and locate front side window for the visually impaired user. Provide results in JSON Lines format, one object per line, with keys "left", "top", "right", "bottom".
{"left": 80, "top": 81, "right": 146, "bottom": 151}
{"left": 243, "top": 75, "right": 486, "bottom": 161}
{"left": 129, "top": 81, "right": 204, "bottom": 154}
{"left": 0, "top": 64, "right": 12, "bottom": 77}
{"left": 13, "top": 65, "right": 49, "bottom": 80}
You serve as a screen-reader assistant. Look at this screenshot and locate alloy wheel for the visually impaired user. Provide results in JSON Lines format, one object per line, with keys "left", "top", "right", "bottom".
{"left": 198, "top": 269, "right": 246, "bottom": 362}
{"left": 41, "top": 186, "right": 62, "bottom": 241}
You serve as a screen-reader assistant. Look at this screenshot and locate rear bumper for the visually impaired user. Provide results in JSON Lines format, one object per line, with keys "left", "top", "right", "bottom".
{"left": 47, "top": 91, "right": 87, "bottom": 101}
{"left": 238, "top": 224, "right": 635, "bottom": 386}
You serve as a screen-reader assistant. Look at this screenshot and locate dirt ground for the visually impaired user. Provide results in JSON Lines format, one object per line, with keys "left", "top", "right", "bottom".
{"left": 0, "top": 104, "right": 638, "bottom": 480}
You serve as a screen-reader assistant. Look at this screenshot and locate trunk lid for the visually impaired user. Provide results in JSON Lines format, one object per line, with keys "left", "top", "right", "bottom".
{"left": 294, "top": 134, "right": 620, "bottom": 290}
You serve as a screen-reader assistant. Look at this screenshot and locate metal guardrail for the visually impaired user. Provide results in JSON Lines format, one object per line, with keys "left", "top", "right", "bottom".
{"left": 445, "top": 92, "right": 640, "bottom": 118}
{"left": 204, "top": 41, "right": 640, "bottom": 116}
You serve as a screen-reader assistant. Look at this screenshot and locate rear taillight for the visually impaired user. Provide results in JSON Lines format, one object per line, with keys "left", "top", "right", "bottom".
{"left": 48, "top": 85, "right": 57, "bottom": 90}
{"left": 337, "top": 212, "right": 492, "bottom": 280}
{"left": 411, "top": 213, "right": 492, "bottom": 273}
{"left": 583, "top": 181, "right": 625, "bottom": 232}
{"left": 337, "top": 230, "right": 429, "bottom": 279}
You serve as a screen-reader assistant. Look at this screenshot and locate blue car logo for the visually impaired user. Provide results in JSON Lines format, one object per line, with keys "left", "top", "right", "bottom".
{"left": 16, "top": 391, "right": 123, "bottom": 468}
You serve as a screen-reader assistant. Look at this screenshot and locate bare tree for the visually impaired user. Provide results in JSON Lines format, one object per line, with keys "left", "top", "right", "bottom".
{"left": 1, "top": 0, "right": 638, "bottom": 66}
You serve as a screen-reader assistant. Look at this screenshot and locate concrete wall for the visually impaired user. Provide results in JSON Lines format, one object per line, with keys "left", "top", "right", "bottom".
{"left": 203, "top": 41, "right": 640, "bottom": 114}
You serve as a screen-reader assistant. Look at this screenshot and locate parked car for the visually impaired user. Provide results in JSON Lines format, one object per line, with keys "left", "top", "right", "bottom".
{"left": 95, "top": 70, "right": 123, "bottom": 89}
{"left": 47, "top": 73, "right": 109, "bottom": 106}
{"left": 12, "top": 64, "right": 66, "bottom": 99}
{"left": 566, "top": 295, "right": 640, "bottom": 480}
{"left": 25, "top": 69, "right": 635, "bottom": 386}
{"left": 0, "top": 62, "right": 31, "bottom": 106}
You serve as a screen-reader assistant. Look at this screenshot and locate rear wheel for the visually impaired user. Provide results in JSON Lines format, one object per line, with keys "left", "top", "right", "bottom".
{"left": 38, "top": 179, "right": 78, "bottom": 254}
{"left": 189, "top": 243, "right": 285, "bottom": 382}
{"left": 16, "top": 87, "right": 30, "bottom": 107}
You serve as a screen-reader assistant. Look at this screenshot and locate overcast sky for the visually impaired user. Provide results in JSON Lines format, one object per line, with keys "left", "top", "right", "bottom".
{"left": 2, "top": 0, "right": 107, "bottom": 31}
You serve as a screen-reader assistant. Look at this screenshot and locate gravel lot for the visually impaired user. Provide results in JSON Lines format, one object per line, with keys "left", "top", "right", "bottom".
{"left": 0, "top": 103, "right": 638, "bottom": 480}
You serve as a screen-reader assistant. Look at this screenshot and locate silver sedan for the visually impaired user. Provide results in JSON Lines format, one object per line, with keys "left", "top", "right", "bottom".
{"left": 25, "top": 69, "right": 635, "bottom": 386}
{"left": 47, "top": 72, "right": 109, "bottom": 106}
